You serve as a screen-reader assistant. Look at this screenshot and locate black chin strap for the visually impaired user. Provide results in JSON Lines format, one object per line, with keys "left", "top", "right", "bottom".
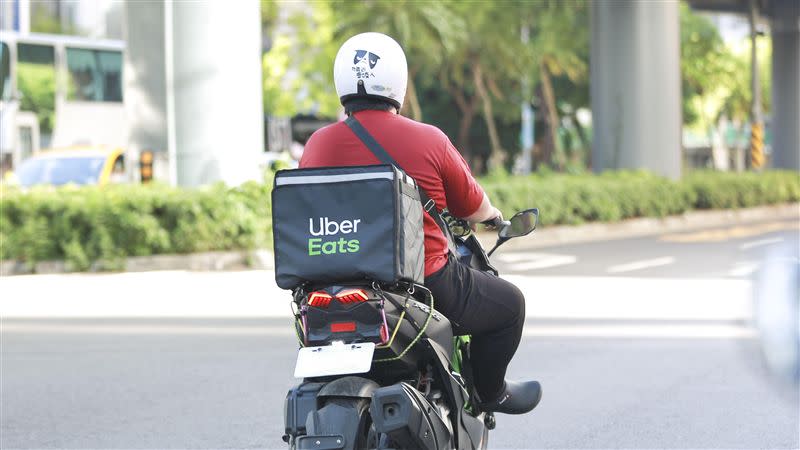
{"left": 344, "top": 115, "right": 456, "bottom": 254}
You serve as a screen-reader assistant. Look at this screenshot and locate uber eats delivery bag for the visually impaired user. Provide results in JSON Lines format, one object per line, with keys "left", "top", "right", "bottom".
{"left": 272, "top": 164, "right": 425, "bottom": 290}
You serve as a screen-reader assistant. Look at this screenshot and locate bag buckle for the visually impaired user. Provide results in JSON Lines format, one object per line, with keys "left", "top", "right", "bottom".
{"left": 423, "top": 199, "right": 436, "bottom": 212}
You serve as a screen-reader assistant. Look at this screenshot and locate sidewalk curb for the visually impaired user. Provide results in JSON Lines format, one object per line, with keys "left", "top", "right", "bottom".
{"left": 0, "top": 249, "right": 275, "bottom": 277}
{"left": 1, "top": 204, "right": 797, "bottom": 277}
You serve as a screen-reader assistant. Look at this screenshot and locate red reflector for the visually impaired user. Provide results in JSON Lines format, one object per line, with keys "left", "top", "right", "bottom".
{"left": 331, "top": 322, "right": 357, "bottom": 333}
{"left": 308, "top": 292, "right": 332, "bottom": 308}
{"left": 336, "top": 289, "right": 369, "bottom": 304}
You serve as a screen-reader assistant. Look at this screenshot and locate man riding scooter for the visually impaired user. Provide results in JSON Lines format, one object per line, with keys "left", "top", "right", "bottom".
{"left": 299, "top": 32, "right": 541, "bottom": 415}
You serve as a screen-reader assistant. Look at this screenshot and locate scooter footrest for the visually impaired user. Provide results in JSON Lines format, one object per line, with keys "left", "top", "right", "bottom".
{"left": 295, "top": 434, "right": 345, "bottom": 450}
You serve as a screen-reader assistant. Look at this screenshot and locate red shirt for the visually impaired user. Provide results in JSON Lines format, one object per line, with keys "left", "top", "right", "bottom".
{"left": 300, "top": 110, "right": 485, "bottom": 276}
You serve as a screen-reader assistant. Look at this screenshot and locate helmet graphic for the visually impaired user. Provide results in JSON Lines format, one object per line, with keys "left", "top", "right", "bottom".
{"left": 333, "top": 32, "right": 408, "bottom": 109}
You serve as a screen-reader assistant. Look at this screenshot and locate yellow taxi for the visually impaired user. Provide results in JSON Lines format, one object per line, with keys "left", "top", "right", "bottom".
{"left": 9, "top": 146, "right": 127, "bottom": 188}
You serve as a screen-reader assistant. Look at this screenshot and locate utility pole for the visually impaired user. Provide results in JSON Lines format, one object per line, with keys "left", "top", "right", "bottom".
{"left": 748, "top": 0, "right": 765, "bottom": 170}
{"left": 518, "top": 24, "right": 534, "bottom": 175}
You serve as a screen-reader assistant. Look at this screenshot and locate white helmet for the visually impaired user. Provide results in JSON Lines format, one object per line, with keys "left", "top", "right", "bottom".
{"left": 333, "top": 32, "right": 408, "bottom": 110}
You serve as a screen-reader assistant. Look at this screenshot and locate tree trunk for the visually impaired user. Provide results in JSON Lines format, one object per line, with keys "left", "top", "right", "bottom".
{"left": 402, "top": 67, "right": 423, "bottom": 121}
{"left": 452, "top": 88, "right": 479, "bottom": 164}
{"left": 538, "top": 63, "right": 560, "bottom": 169}
{"left": 571, "top": 112, "right": 590, "bottom": 168}
{"left": 473, "top": 62, "right": 504, "bottom": 171}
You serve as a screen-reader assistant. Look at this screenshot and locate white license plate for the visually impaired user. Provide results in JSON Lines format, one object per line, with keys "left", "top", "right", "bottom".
{"left": 294, "top": 342, "right": 375, "bottom": 378}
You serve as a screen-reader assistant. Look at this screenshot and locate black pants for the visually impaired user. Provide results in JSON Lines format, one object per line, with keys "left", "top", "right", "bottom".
{"left": 424, "top": 257, "right": 526, "bottom": 401}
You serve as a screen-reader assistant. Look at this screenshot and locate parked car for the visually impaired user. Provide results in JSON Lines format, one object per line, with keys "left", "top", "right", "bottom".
{"left": 7, "top": 146, "right": 126, "bottom": 188}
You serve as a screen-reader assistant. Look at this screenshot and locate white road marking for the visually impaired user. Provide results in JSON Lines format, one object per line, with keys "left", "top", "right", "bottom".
{"left": 497, "top": 252, "right": 577, "bottom": 271}
{"left": 660, "top": 221, "right": 797, "bottom": 243}
{"left": 505, "top": 275, "right": 752, "bottom": 321}
{"left": 523, "top": 324, "right": 756, "bottom": 339}
{"left": 0, "top": 270, "right": 753, "bottom": 322}
{"left": 496, "top": 252, "right": 552, "bottom": 262}
{"left": 607, "top": 257, "right": 676, "bottom": 274}
{"left": 727, "top": 261, "right": 760, "bottom": 277}
{"left": 2, "top": 322, "right": 756, "bottom": 339}
{"left": 739, "top": 237, "right": 784, "bottom": 250}
{"left": 0, "top": 323, "right": 291, "bottom": 336}
{"left": 510, "top": 255, "right": 577, "bottom": 271}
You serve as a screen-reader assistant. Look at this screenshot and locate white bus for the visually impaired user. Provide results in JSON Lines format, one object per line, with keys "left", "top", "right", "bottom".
{"left": 0, "top": 31, "right": 126, "bottom": 174}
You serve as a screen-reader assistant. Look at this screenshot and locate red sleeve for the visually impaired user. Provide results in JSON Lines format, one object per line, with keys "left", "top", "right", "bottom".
{"left": 438, "top": 135, "right": 485, "bottom": 218}
{"left": 298, "top": 132, "right": 318, "bottom": 168}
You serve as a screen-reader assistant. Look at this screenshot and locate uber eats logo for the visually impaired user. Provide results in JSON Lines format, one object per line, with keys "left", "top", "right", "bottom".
{"left": 308, "top": 217, "right": 361, "bottom": 256}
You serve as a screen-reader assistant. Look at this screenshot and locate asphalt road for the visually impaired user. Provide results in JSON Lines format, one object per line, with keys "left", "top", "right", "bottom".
{"left": 492, "top": 219, "right": 799, "bottom": 279}
{"left": 2, "top": 220, "right": 799, "bottom": 449}
{"left": 2, "top": 319, "right": 797, "bottom": 449}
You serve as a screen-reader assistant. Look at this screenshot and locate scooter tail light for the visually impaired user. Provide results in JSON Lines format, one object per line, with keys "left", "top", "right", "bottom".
{"left": 331, "top": 321, "right": 357, "bottom": 333}
{"left": 307, "top": 291, "right": 332, "bottom": 308}
{"left": 336, "top": 289, "right": 369, "bottom": 304}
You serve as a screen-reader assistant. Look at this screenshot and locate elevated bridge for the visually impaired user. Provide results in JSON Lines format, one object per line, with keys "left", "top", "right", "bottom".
{"left": 591, "top": 0, "right": 798, "bottom": 177}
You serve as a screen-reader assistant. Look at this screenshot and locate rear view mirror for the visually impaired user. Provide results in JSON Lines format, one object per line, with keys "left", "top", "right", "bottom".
{"left": 499, "top": 208, "right": 538, "bottom": 239}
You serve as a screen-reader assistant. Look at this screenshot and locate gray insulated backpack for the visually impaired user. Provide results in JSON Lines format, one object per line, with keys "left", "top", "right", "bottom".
{"left": 271, "top": 116, "right": 452, "bottom": 290}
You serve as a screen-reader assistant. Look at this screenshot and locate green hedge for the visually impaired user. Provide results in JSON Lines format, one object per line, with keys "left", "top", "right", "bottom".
{"left": 483, "top": 170, "right": 799, "bottom": 226}
{"left": 1, "top": 170, "right": 797, "bottom": 270}
{"left": 0, "top": 182, "right": 272, "bottom": 271}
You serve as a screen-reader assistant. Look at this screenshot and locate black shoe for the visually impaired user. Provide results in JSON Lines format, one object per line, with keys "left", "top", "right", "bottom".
{"left": 480, "top": 380, "right": 542, "bottom": 415}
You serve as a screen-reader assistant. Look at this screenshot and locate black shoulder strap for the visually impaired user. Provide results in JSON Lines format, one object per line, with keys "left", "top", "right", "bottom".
{"left": 345, "top": 116, "right": 456, "bottom": 253}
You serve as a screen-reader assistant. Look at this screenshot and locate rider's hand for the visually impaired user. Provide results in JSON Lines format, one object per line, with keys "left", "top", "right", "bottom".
{"left": 491, "top": 208, "right": 503, "bottom": 222}
{"left": 481, "top": 208, "right": 504, "bottom": 230}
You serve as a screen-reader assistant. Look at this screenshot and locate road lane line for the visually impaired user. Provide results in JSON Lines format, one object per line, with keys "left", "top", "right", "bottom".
{"left": 510, "top": 255, "right": 577, "bottom": 271}
{"left": 496, "top": 252, "right": 578, "bottom": 271}
{"left": 506, "top": 275, "right": 752, "bottom": 321}
{"left": 607, "top": 257, "right": 675, "bottom": 274}
{"left": 739, "top": 237, "right": 784, "bottom": 250}
{"left": 728, "top": 262, "right": 760, "bottom": 277}
{"left": 660, "top": 221, "right": 797, "bottom": 243}
{"left": 2, "top": 322, "right": 756, "bottom": 339}
{"left": 0, "top": 323, "right": 292, "bottom": 336}
{"left": 1, "top": 271, "right": 753, "bottom": 321}
{"left": 523, "top": 324, "right": 756, "bottom": 339}
{"left": 496, "top": 252, "right": 538, "bottom": 262}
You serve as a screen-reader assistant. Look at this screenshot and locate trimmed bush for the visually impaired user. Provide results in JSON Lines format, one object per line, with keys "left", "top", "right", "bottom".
{"left": 683, "top": 171, "right": 800, "bottom": 209}
{"left": 480, "top": 170, "right": 701, "bottom": 226}
{"left": 1, "top": 182, "right": 272, "bottom": 270}
{"left": 1, "top": 170, "right": 797, "bottom": 271}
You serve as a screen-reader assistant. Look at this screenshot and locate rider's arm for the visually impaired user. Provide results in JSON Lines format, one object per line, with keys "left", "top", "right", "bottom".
{"left": 438, "top": 135, "right": 502, "bottom": 223}
{"left": 464, "top": 193, "right": 503, "bottom": 224}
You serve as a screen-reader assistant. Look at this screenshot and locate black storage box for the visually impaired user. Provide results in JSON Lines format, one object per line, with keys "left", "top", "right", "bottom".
{"left": 272, "top": 165, "right": 424, "bottom": 290}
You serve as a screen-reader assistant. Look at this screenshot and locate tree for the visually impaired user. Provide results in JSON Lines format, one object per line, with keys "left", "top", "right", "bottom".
{"left": 259, "top": 0, "right": 593, "bottom": 174}
{"left": 17, "top": 63, "right": 55, "bottom": 134}
{"left": 262, "top": 1, "right": 340, "bottom": 118}
{"left": 436, "top": 1, "right": 534, "bottom": 171}
{"left": 716, "top": 38, "right": 771, "bottom": 124}
{"left": 261, "top": 0, "right": 467, "bottom": 121}
{"left": 680, "top": 4, "right": 771, "bottom": 142}
{"left": 30, "top": 2, "right": 84, "bottom": 35}
{"left": 680, "top": 3, "right": 734, "bottom": 129}
{"left": 526, "top": 1, "right": 589, "bottom": 170}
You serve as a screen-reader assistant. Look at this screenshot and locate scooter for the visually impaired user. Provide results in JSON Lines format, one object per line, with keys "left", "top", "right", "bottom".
{"left": 283, "top": 208, "right": 539, "bottom": 450}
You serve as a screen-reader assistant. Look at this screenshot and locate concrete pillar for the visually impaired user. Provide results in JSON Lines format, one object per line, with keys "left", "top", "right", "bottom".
{"left": 769, "top": 0, "right": 800, "bottom": 170}
{"left": 590, "top": 0, "right": 682, "bottom": 179}
{"left": 171, "top": 1, "right": 263, "bottom": 187}
{"left": 124, "top": 1, "right": 168, "bottom": 179}
{"left": 125, "top": 1, "right": 263, "bottom": 187}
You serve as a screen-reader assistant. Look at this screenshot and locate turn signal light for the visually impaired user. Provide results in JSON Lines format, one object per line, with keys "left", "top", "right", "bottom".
{"left": 336, "top": 289, "right": 369, "bottom": 304}
{"left": 308, "top": 291, "right": 332, "bottom": 307}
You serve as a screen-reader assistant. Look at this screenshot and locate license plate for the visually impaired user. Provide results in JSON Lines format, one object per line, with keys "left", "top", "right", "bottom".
{"left": 294, "top": 342, "right": 375, "bottom": 378}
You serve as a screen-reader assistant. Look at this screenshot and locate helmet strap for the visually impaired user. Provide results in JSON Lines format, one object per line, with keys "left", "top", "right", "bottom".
{"left": 357, "top": 80, "right": 367, "bottom": 95}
